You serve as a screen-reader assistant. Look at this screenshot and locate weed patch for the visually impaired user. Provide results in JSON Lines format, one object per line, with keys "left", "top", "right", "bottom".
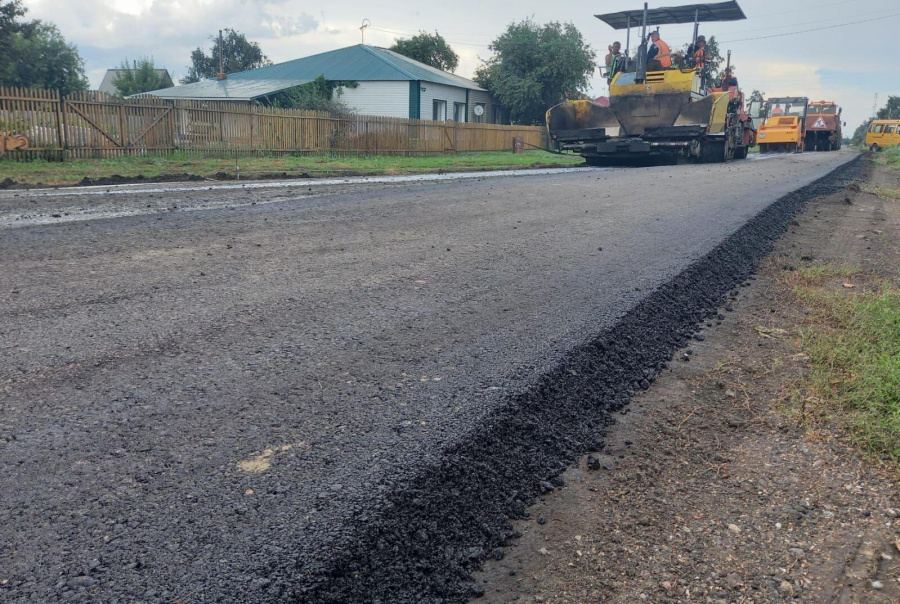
{"left": 789, "top": 270, "right": 900, "bottom": 463}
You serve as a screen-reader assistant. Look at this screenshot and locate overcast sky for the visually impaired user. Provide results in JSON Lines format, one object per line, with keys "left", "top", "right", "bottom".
{"left": 21, "top": 0, "right": 900, "bottom": 131}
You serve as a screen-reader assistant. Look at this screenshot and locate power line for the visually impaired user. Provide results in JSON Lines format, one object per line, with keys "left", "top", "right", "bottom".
{"left": 750, "top": 0, "right": 865, "bottom": 18}
{"left": 720, "top": 6, "right": 899, "bottom": 36}
{"left": 719, "top": 12, "right": 900, "bottom": 43}
{"left": 368, "top": 27, "right": 491, "bottom": 47}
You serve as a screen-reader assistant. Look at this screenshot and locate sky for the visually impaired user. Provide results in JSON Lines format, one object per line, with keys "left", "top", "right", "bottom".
{"left": 20, "top": 0, "right": 900, "bottom": 132}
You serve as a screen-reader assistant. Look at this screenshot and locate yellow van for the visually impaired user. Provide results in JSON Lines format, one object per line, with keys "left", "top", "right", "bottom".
{"left": 865, "top": 119, "right": 900, "bottom": 151}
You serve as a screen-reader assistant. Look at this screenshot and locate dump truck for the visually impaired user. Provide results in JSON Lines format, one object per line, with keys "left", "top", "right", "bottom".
{"left": 546, "top": 0, "right": 755, "bottom": 165}
{"left": 757, "top": 97, "right": 808, "bottom": 153}
{"left": 804, "top": 101, "right": 843, "bottom": 151}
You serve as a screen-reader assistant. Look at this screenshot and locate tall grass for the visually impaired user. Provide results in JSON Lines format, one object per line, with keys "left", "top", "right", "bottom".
{"left": 797, "top": 281, "right": 900, "bottom": 462}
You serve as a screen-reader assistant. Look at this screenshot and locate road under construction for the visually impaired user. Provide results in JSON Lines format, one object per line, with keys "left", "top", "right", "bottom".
{"left": 0, "top": 148, "right": 858, "bottom": 603}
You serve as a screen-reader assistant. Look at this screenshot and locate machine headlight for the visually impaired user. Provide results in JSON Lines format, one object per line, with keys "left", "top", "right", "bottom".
{"left": 759, "top": 133, "right": 766, "bottom": 139}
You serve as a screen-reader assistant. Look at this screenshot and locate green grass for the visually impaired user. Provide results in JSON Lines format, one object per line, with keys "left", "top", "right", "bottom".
{"left": 0, "top": 150, "right": 583, "bottom": 186}
{"left": 879, "top": 145, "right": 900, "bottom": 169}
{"left": 792, "top": 274, "right": 900, "bottom": 463}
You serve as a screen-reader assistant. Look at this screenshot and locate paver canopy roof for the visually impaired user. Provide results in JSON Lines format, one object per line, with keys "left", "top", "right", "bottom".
{"left": 595, "top": 1, "right": 746, "bottom": 30}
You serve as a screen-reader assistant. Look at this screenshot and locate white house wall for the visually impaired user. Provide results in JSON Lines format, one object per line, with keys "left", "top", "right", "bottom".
{"left": 338, "top": 81, "right": 410, "bottom": 118}
{"left": 419, "top": 82, "right": 467, "bottom": 122}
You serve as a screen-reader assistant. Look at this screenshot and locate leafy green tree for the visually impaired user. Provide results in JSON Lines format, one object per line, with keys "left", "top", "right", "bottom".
{"left": 390, "top": 31, "right": 459, "bottom": 72}
{"left": 182, "top": 29, "right": 271, "bottom": 84}
{"left": 0, "top": 0, "right": 25, "bottom": 43}
{"left": 2, "top": 22, "right": 88, "bottom": 94}
{"left": 263, "top": 74, "right": 357, "bottom": 114}
{"left": 748, "top": 89, "right": 765, "bottom": 103}
{"left": 0, "top": 1, "right": 88, "bottom": 94}
{"left": 475, "top": 19, "right": 595, "bottom": 125}
{"left": 876, "top": 95, "right": 900, "bottom": 120}
{"left": 852, "top": 120, "right": 870, "bottom": 146}
{"left": 112, "top": 57, "right": 173, "bottom": 96}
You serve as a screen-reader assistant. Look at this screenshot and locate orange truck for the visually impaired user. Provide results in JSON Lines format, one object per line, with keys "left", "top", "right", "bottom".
{"left": 804, "top": 101, "right": 843, "bottom": 151}
{"left": 757, "top": 97, "right": 808, "bottom": 153}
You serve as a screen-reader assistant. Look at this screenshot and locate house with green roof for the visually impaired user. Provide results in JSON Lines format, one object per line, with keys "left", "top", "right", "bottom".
{"left": 143, "top": 44, "right": 507, "bottom": 124}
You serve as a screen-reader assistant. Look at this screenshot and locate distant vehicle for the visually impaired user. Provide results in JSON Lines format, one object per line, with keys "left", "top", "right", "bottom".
{"left": 865, "top": 119, "right": 900, "bottom": 151}
{"left": 757, "top": 97, "right": 808, "bottom": 153}
{"left": 804, "top": 101, "right": 843, "bottom": 152}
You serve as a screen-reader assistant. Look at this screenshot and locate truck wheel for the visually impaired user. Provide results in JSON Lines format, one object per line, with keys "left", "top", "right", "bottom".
{"left": 734, "top": 146, "right": 748, "bottom": 159}
{"left": 699, "top": 141, "right": 726, "bottom": 163}
{"left": 759, "top": 144, "right": 768, "bottom": 154}
{"left": 870, "top": 144, "right": 880, "bottom": 152}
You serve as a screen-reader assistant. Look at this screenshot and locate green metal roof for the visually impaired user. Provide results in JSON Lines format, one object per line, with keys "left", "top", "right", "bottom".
{"left": 143, "top": 45, "right": 485, "bottom": 100}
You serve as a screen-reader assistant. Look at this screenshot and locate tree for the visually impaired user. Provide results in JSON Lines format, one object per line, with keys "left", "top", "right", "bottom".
{"left": 182, "top": 29, "right": 271, "bottom": 84}
{"left": 2, "top": 22, "right": 88, "bottom": 94}
{"left": 263, "top": 74, "right": 357, "bottom": 114}
{"left": 875, "top": 95, "right": 900, "bottom": 120}
{"left": 851, "top": 120, "right": 870, "bottom": 146}
{"left": 748, "top": 90, "right": 765, "bottom": 103}
{"left": 475, "top": 19, "right": 595, "bottom": 125}
{"left": 0, "top": 1, "right": 88, "bottom": 94}
{"left": 112, "top": 57, "right": 173, "bottom": 96}
{"left": 390, "top": 31, "right": 459, "bottom": 72}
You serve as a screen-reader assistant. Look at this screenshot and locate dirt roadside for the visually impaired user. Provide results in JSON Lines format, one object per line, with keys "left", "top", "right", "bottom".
{"left": 474, "top": 158, "right": 900, "bottom": 603}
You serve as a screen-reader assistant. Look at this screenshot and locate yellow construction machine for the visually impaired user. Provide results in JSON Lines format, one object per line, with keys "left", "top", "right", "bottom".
{"left": 547, "top": 1, "right": 755, "bottom": 165}
{"left": 757, "top": 97, "right": 808, "bottom": 153}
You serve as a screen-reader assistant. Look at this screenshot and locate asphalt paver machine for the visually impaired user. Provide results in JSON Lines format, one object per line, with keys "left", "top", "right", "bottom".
{"left": 547, "top": 1, "right": 756, "bottom": 165}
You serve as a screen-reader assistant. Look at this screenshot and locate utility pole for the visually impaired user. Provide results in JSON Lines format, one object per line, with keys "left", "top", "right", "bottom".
{"left": 360, "top": 19, "right": 370, "bottom": 44}
{"left": 873, "top": 92, "right": 878, "bottom": 117}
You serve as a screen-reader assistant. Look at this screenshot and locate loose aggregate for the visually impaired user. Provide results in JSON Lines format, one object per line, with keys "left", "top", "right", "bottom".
{"left": 0, "top": 152, "right": 858, "bottom": 603}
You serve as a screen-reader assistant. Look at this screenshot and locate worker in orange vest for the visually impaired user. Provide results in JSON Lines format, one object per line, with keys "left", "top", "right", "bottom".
{"left": 647, "top": 31, "right": 672, "bottom": 68}
{"left": 690, "top": 35, "right": 708, "bottom": 70}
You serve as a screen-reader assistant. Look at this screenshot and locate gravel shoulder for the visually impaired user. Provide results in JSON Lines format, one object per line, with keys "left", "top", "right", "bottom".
{"left": 474, "top": 157, "right": 900, "bottom": 603}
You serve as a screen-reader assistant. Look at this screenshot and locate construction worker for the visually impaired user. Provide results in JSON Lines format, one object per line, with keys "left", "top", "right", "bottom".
{"left": 646, "top": 31, "right": 672, "bottom": 69}
{"left": 605, "top": 41, "right": 625, "bottom": 83}
{"left": 720, "top": 67, "right": 738, "bottom": 90}
{"left": 771, "top": 103, "right": 784, "bottom": 116}
{"left": 689, "top": 35, "right": 708, "bottom": 70}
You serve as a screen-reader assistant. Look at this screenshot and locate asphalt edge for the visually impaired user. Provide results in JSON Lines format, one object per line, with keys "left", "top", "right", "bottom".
{"left": 260, "top": 156, "right": 865, "bottom": 604}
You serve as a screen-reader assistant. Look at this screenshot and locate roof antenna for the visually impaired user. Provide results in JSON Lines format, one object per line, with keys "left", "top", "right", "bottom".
{"left": 360, "top": 19, "right": 370, "bottom": 45}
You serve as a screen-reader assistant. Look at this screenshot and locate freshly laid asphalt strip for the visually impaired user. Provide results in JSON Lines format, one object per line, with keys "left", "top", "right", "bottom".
{"left": 0, "top": 152, "right": 857, "bottom": 603}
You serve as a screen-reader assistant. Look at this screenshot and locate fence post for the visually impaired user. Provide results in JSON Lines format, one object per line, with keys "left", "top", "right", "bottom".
{"left": 118, "top": 102, "right": 128, "bottom": 147}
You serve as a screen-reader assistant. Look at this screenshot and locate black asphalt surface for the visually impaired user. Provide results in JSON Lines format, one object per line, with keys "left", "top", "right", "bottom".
{"left": 0, "top": 151, "right": 857, "bottom": 603}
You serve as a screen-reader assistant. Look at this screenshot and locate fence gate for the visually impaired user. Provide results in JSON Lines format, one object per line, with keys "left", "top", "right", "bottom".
{"left": 443, "top": 123, "right": 457, "bottom": 153}
{"left": 63, "top": 92, "right": 173, "bottom": 157}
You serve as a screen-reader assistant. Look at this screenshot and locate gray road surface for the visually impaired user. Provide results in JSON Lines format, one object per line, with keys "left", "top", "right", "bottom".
{"left": 0, "top": 150, "right": 855, "bottom": 602}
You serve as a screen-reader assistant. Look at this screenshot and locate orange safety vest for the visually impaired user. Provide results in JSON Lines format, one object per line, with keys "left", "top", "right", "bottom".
{"left": 654, "top": 39, "right": 672, "bottom": 68}
{"left": 693, "top": 46, "right": 706, "bottom": 69}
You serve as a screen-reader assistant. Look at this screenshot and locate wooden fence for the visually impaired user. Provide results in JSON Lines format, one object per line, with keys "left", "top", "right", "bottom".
{"left": 0, "top": 87, "right": 545, "bottom": 160}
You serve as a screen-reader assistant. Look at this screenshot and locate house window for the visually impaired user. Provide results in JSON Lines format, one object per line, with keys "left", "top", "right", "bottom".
{"left": 432, "top": 100, "right": 447, "bottom": 121}
{"left": 492, "top": 106, "right": 503, "bottom": 125}
{"left": 453, "top": 102, "right": 466, "bottom": 123}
